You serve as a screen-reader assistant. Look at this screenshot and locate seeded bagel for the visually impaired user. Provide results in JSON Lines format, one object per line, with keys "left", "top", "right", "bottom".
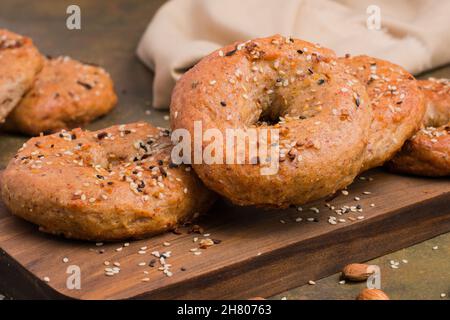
{"left": 388, "top": 78, "right": 450, "bottom": 176}
{"left": 171, "top": 35, "right": 372, "bottom": 207}
{"left": 340, "top": 55, "right": 425, "bottom": 171}
{"left": 0, "top": 29, "right": 43, "bottom": 123}
{"left": 4, "top": 56, "right": 117, "bottom": 135}
{"left": 0, "top": 122, "right": 215, "bottom": 241}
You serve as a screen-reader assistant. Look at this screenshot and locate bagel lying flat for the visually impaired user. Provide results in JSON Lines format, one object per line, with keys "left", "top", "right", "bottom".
{"left": 340, "top": 55, "right": 425, "bottom": 171}
{"left": 388, "top": 78, "right": 450, "bottom": 176}
{"left": 0, "top": 29, "right": 43, "bottom": 123}
{"left": 4, "top": 56, "right": 117, "bottom": 135}
{"left": 171, "top": 35, "right": 372, "bottom": 207}
{"left": 0, "top": 122, "right": 215, "bottom": 241}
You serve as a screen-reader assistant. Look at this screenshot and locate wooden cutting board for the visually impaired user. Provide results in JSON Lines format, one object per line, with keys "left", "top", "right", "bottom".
{"left": 0, "top": 169, "right": 449, "bottom": 299}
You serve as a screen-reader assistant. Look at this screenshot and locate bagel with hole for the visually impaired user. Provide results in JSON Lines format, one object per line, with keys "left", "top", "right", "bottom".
{"left": 388, "top": 78, "right": 450, "bottom": 176}
{"left": 0, "top": 122, "right": 215, "bottom": 241}
{"left": 171, "top": 35, "right": 372, "bottom": 208}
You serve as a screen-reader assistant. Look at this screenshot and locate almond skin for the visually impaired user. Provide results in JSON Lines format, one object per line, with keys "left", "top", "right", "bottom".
{"left": 342, "top": 263, "right": 374, "bottom": 281}
{"left": 356, "top": 288, "right": 390, "bottom": 300}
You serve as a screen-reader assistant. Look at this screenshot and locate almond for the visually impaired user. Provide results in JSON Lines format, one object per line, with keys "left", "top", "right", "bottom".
{"left": 342, "top": 263, "right": 374, "bottom": 281}
{"left": 356, "top": 288, "right": 390, "bottom": 300}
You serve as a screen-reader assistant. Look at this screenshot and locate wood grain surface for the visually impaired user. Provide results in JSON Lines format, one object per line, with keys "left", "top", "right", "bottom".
{"left": 0, "top": 169, "right": 449, "bottom": 299}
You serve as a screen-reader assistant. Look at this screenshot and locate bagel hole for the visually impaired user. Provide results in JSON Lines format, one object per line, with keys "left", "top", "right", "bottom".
{"left": 258, "top": 111, "right": 281, "bottom": 125}
{"left": 257, "top": 102, "right": 287, "bottom": 125}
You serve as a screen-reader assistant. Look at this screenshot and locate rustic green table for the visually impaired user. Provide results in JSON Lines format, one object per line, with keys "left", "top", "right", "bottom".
{"left": 0, "top": 0, "right": 448, "bottom": 300}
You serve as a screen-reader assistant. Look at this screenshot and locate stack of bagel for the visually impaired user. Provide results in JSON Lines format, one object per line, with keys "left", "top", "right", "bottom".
{"left": 0, "top": 29, "right": 117, "bottom": 136}
{"left": 1, "top": 35, "right": 448, "bottom": 241}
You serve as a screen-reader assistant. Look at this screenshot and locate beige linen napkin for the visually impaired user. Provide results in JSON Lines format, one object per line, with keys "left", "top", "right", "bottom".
{"left": 137, "top": 0, "right": 450, "bottom": 109}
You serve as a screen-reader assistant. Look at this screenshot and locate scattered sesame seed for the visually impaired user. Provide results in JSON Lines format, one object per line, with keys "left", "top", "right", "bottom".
{"left": 151, "top": 251, "right": 160, "bottom": 257}
{"left": 309, "top": 207, "right": 320, "bottom": 213}
{"left": 341, "top": 190, "right": 349, "bottom": 196}
{"left": 62, "top": 257, "right": 69, "bottom": 263}
{"left": 43, "top": 277, "right": 50, "bottom": 283}
{"left": 432, "top": 246, "right": 439, "bottom": 250}
{"left": 308, "top": 280, "right": 316, "bottom": 285}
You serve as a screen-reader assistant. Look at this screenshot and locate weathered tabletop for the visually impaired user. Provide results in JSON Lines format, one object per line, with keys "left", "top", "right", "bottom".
{"left": 0, "top": 0, "right": 448, "bottom": 300}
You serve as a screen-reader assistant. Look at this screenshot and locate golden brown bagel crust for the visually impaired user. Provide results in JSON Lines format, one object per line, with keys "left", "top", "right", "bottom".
{"left": 0, "top": 29, "right": 43, "bottom": 123}
{"left": 0, "top": 123, "right": 215, "bottom": 241}
{"left": 171, "top": 35, "right": 372, "bottom": 207}
{"left": 4, "top": 56, "right": 117, "bottom": 135}
{"left": 388, "top": 78, "right": 450, "bottom": 176}
{"left": 340, "top": 55, "right": 425, "bottom": 171}
{"left": 418, "top": 79, "right": 450, "bottom": 126}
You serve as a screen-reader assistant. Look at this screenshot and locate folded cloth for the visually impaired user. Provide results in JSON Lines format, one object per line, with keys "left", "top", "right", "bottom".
{"left": 137, "top": 0, "right": 450, "bottom": 109}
